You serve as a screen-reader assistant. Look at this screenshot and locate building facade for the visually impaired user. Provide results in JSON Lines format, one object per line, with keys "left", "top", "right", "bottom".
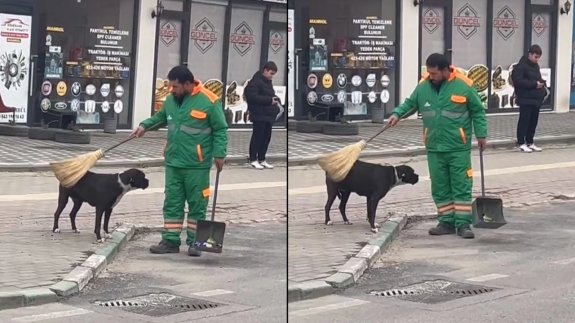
{"left": 289, "top": 0, "right": 573, "bottom": 121}
{"left": 0, "top": 0, "right": 288, "bottom": 129}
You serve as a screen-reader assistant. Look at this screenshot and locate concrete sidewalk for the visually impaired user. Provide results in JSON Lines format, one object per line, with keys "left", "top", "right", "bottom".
{"left": 288, "top": 112, "right": 575, "bottom": 164}
{"left": 0, "top": 129, "right": 286, "bottom": 171}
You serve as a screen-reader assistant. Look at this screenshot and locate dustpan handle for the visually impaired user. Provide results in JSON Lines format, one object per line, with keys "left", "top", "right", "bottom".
{"left": 210, "top": 170, "right": 220, "bottom": 222}
{"left": 479, "top": 147, "right": 485, "bottom": 197}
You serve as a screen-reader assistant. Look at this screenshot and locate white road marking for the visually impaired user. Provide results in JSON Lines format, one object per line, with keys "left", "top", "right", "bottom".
{"left": 192, "top": 289, "right": 234, "bottom": 297}
{"left": 289, "top": 299, "right": 369, "bottom": 317}
{"left": 0, "top": 181, "right": 286, "bottom": 202}
{"left": 553, "top": 257, "right": 575, "bottom": 265}
{"left": 466, "top": 274, "right": 509, "bottom": 282}
{"left": 289, "top": 161, "right": 575, "bottom": 196}
{"left": 12, "top": 309, "right": 92, "bottom": 322}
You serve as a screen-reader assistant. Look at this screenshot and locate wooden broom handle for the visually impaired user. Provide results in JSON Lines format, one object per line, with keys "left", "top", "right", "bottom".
{"left": 103, "top": 122, "right": 165, "bottom": 154}
{"left": 366, "top": 123, "right": 392, "bottom": 143}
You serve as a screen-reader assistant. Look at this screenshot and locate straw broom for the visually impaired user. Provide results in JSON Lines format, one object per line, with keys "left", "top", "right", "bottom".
{"left": 317, "top": 123, "right": 392, "bottom": 182}
{"left": 50, "top": 122, "right": 163, "bottom": 188}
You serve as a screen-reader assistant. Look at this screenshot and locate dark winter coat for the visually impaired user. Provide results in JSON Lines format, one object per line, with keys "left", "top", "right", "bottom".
{"left": 244, "top": 71, "right": 279, "bottom": 124}
{"left": 511, "top": 55, "right": 546, "bottom": 106}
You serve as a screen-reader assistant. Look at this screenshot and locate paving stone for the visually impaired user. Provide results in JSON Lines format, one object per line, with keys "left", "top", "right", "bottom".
{"left": 49, "top": 281, "right": 79, "bottom": 297}
{"left": 62, "top": 266, "right": 93, "bottom": 291}
{"left": 81, "top": 255, "right": 107, "bottom": 278}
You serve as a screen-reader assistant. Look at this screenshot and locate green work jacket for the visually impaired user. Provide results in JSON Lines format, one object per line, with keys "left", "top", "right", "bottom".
{"left": 392, "top": 69, "right": 488, "bottom": 152}
{"left": 140, "top": 81, "right": 228, "bottom": 169}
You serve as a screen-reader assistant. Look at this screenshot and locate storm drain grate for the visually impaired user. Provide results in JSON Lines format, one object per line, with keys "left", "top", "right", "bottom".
{"left": 93, "top": 293, "right": 224, "bottom": 317}
{"left": 369, "top": 280, "right": 498, "bottom": 304}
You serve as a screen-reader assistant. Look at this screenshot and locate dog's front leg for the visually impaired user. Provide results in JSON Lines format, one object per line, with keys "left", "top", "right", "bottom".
{"left": 94, "top": 208, "right": 105, "bottom": 242}
{"left": 366, "top": 197, "right": 381, "bottom": 230}
{"left": 103, "top": 208, "right": 113, "bottom": 239}
{"left": 367, "top": 196, "right": 382, "bottom": 233}
{"left": 52, "top": 187, "right": 69, "bottom": 233}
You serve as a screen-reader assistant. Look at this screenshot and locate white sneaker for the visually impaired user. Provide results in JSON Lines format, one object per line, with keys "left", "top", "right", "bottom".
{"left": 528, "top": 144, "right": 542, "bottom": 152}
{"left": 518, "top": 144, "right": 533, "bottom": 153}
{"left": 249, "top": 161, "right": 264, "bottom": 170}
{"left": 259, "top": 161, "right": 274, "bottom": 169}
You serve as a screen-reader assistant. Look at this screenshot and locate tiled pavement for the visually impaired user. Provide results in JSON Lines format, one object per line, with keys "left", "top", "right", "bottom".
{"left": 288, "top": 112, "right": 575, "bottom": 162}
{"left": 0, "top": 166, "right": 286, "bottom": 293}
{"left": 0, "top": 128, "right": 286, "bottom": 167}
{"left": 287, "top": 146, "right": 575, "bottom": 285}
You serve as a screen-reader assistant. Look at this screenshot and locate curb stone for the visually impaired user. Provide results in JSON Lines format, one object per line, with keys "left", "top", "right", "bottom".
{"left": 287, "top": 135, "right": 575, "bottom": 166}
{"left": 0, "top": 224, "right": 136, "bottom": 310}
{"left": 288, "top": 214, "right": 410, "bottom": 303}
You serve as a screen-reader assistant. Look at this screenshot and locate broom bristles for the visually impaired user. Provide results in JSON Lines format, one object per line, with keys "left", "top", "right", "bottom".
{"left": 50, "top": 149, "right": 105, "bottom": 188}
{"left": 317, "top": 140, "right": 367, "bottom": 182}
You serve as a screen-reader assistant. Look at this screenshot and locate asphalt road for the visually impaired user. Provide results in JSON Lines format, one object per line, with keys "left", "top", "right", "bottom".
{"left": 0, "top": 222, "right": 286, "bottom": 323}
{"left": 289, "top": 201, "right": 575, "bottom": 322}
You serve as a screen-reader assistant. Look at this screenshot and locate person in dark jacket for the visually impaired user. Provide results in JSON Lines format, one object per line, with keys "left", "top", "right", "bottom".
{"left": 511, "top": 44, "right": 546, "bottom": 153}
{"left": 244, "top": 61, "right": 280, "bottom": 169}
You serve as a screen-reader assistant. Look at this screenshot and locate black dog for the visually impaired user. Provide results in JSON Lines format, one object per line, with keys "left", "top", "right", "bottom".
{"left": 324, "top": 161, "right": 419, "bottom": 233}
{"left": 52, "top": 168, "right": 149, "bottom": 242}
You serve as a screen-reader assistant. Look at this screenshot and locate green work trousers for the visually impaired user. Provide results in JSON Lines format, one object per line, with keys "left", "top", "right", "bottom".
{"left": 162, "top": 166, "right": 211, "bottom": 246}
{"left": 427, "top": 151, "right": 473, "bottom": 229}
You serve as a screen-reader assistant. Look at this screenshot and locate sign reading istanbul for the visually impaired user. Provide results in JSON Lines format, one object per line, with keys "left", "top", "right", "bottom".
{"left": 423, "top": 8, "right": 441, "bottom": 34}
{"left": 191, "top": 17, "right": 217, "bottom": 54}
{"left": 230, "top": 21, "right": 255, "bottom": 56}
{"left": 493, "top": 6, "right": 519, "bottom": 40}
{"left": 453, "top": 3, "right": 480, "bottom": 40}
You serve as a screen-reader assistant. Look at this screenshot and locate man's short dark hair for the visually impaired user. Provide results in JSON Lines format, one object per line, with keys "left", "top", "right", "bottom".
{"left": 168, "top": 65, "right": 194, "bottom": 84}
{"left": 426, "top": 53, "right": 451, "bottom": 70}
{"left": 528, "top": 44, "right": 542, "bottom": 56}
{"left": 263, "top": 61, "right": 278, "bottom": 72}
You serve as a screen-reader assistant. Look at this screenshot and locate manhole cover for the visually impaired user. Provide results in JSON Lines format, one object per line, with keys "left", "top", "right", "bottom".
{"left": 93, "top": 293, "right": 223, "bottom": 317}
{"left": 369, "top": 280, "right": 498, "bottom": 304}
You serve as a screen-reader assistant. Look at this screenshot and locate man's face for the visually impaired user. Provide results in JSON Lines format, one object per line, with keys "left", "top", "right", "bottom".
{"left": 263, "top": 68, "right": 277, "bottom": 81}
{"left": 170, "top": 80, "right": 191, "bottom": 99}
{"left": 426, "top": 66, "right": 450, "bottom": 85}
{"left": 528, "top": 52, "right": 541, "bottom": 64}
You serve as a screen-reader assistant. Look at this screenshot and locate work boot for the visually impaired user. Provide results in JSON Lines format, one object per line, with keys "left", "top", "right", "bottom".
{"left": 428, "top": 223, "right": 456, "bottom": 235}
{"left": 149, "top": 240, "right": 179, "bottom": 254}
{"left": 188, "top": 245, "right": 202, "bottom": 257}
{"left": 457, "top": 225, "right": 475, "bottom": 239}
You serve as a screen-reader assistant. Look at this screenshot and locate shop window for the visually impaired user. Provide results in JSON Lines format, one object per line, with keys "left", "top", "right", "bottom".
{"left": 420, "top": 6, "right": 447, "bottom": 69}
{"left": 225, "top": 2, "right": 264, "bottom": 126}
{"left": 37, "top": 0, "right": 135, "bottom": 126}
{"left": 162, "top": 0, "right": 184, "bottom": 11}
{"left": 157, "top": 19, "right": 183, "bottom": 81}
{"left": 306, "top": 0, "right": 398, "bottom": 118}
{"left": 490, "top": 0, "right": 525, "bottom": 110}
{"left": 188, "top": 0, "right": 227, "bottom": 83}
{"left": 451, "top": 0, "right": 487, "bottom": 70}
{"left": 531, "top": 12, "right": 551, "bottom": 68}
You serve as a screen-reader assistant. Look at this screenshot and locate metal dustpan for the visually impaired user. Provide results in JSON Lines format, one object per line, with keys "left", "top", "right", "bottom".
{"left": 194, "top": 170, "right": 226, "bottom": 253}
{"left": 472, "top": 149, "right": 506, "bottom": 229}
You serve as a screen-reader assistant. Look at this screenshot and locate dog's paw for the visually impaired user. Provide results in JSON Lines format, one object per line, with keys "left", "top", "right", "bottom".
{"left": 371, "top": 227, "right": 379, "bottom": 234}
{"left": 374, "top": 223, "right": 381, "bottom": 228}
{"left": 53, "top": 228, "right": 61, "bottom": 233}
{"left": 326, "top": 221, "right": 333, "bottom": 226}
{"left": 74, "top": 229, "right": 81, "bottom": 234}
{"left": 344, "top": 221, "right": 353, "bottom": 225}
{"left": 97, "top": 238, "right": 106, "bottom": 243}
{"left": 104, "top": 233, "right": 112, "bottom": 239}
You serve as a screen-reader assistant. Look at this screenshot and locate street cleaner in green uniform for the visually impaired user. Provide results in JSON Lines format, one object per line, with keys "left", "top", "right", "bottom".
{"left": 132, "top": 66, "right": 228, "bottom": 255}
{"left": 387, "top": 53, "right": 488, "bottom": 239}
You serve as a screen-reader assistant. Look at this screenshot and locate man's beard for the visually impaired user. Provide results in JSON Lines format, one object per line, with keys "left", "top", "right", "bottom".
{"left": 173, "top": 91, "right": 188, "bottom": 105}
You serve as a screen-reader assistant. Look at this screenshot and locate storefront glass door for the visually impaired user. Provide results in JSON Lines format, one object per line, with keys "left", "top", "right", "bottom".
{"left": 420, "top": 0, "right": 453, "bottom": 74}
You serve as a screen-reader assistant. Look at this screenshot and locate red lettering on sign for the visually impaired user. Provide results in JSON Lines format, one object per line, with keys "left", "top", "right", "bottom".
{"left": 230, "top": 34, "right": 255, "bottom": 44}
{"left": 493, "top": 19, "right": 519, "bottom": 28}
{"left": 191, "top": 31, "right": 217, "bottom": 41}
{"left": 453, "top": 17, "right": 480, "bottom": 26}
